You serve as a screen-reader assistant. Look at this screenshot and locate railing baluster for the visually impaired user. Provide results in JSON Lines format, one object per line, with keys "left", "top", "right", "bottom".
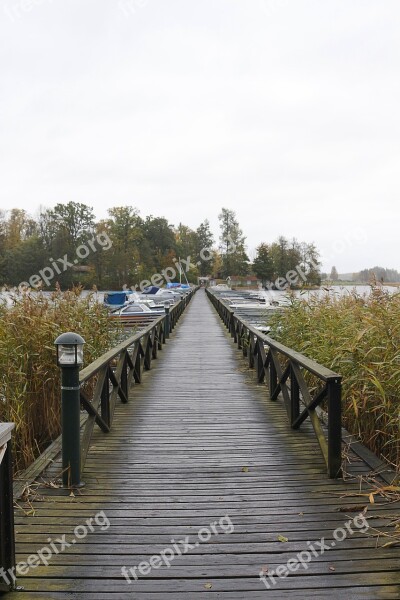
{"left": 269, "top": 354, "right": 278, "bottom": 401}
{"left": 290, "top": 362, "right": 300, "bottom": 427}
{"left": 121, "top": 352, "right": 128, "bottom": 401}
{"left": 257, "top": 341, "right": 266, "bottom": 383}
{"left": 134, "top": 343, "right": 142, "bottom": 383}
{"left": 144, "top": 334, "right": 152, "bottom": 370}
{"left": 327, "top": 377, "right": 342, "bottom": 478}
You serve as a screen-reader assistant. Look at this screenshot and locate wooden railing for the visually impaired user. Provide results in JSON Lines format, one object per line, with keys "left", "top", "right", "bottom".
{"left": 78, "top": 288, "right": 196, "bottom": 471}
{"left": 0, "top": 423, "right": 15, "bottom": 592}
{"left": 207, "top": 289, "right": 342, "bottom": 478}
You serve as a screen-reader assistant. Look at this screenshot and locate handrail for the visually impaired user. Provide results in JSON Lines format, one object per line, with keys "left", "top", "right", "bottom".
{"left": 0, "top": 423, "right": 15, "bottom": 591}
{"left": 206, "top": 289, "right": 342, "bottom": 478}
{"left": 78, "top": 288, "right": 196, "bottom": 471}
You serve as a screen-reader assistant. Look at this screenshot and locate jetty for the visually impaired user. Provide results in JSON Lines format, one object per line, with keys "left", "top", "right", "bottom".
{"left": 1, "top": 288, "right": 400, "bottom": 598}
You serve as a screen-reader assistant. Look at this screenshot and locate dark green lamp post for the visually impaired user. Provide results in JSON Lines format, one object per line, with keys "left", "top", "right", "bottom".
{"left": 54, "top": 332, "right": 85, "bottom": 488}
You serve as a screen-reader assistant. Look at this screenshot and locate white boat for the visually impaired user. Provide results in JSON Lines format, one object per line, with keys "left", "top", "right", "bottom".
{"left": 211, "top": 284, "right": 231, "bottom": 291}
{"left": 228, "top": 302, "right": 278, "bottom": 310}
{"left": 109, "top": 302, "right": 164, "bottom": 324}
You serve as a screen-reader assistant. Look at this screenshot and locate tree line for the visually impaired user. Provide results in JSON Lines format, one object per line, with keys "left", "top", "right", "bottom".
{"left": 357, "top": 266, "right": 400, "bottom": 284}
{"left": 0, "top": 203, "right": 321, "bottom": 290}
{"left": 327, "top": 266, "right": 400, "bottom": 284}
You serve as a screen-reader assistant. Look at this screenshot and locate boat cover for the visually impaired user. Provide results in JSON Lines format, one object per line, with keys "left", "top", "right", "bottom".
{"left": 141, "top": 286, "right": 161, "bottom": 295}
{"left": 104, "top": 292, "right": 128, "bottom": 305}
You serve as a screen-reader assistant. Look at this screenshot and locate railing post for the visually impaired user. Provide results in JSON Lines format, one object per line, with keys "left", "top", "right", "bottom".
{"left": 257, "top": 342, "right": 265, "bottom": 383}
{"left": 231, "top": 315, "right": 237, "bottom": 342}
{"left": 134, "top": 345, "right": 142, "bottom": 383}
{"left": 0, "top": 424, "right": 15, "bottom": 592}
{"left": 165, "top": 306, "right": 170, "bottom": 339}
{"left": 290, "top": 363, "right": 300, "bottom": 427}
{"left": 143, "top": 333, "right": 152, "bottom": 370}
{"left": 327, "top": 377, "right": 342, "bottom": 478}
{"left": 121, "top": 353, "right": 128, "bottom": 399}
{"left": 157, "top": 321, "right": 165, "bottom": 350}
{"left": 101, "top": 368, "right": 111, "bottom": 426}
{"left": 237, "top": 323, "right": 242, "bottom": 349}
{"left": 269, "top": 356, "right": 278, "bottom": 401}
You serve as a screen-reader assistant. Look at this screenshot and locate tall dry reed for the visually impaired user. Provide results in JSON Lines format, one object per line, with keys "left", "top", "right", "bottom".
{"left": 0, "top": 289, "right": 120, "bottom": 471}
{"left": 269, "top": 287, "right": 400, "bottom": 470}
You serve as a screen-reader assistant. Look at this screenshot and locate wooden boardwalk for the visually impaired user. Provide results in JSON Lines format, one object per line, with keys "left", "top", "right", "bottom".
{"left": 7, "top": 289, "right": 400, "bottom": 598}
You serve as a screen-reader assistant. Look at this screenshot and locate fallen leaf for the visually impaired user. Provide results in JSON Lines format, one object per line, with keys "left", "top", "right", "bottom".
{"left": 369, "top": 493, "right": 375, "bottom": 504}
{"left": 241, "top": 466, "right": 249, "bottom": 473}
{"left": 204, "top": 583, "right": 213, "bottom": 589}
{"left": 338, "top": 505, "right": 367, "bottom": 512}
{"left": 329, "top": 566, "right": 336, "bottom": 572}
{"left": 277, "top": 535, "right": 289, "bottom": 543}
{"left": 261, "top": 564, "right": 270, "bottom": 574}
{"left": 382, "top": 540, "right": 400, "bottom": 548}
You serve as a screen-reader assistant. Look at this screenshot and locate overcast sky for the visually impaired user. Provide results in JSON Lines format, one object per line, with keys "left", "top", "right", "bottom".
{"left": 1, "top": 0, "right": 399, "bottom": 272}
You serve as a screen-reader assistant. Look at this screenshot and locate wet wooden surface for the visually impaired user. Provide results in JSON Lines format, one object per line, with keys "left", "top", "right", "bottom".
{"left": 6, "top": 289, "right": 400, "bottom": 599}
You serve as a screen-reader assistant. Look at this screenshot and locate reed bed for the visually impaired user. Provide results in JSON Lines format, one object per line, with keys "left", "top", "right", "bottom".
{"left": 0, "top": 289, "right": 120, "bottom": 472}
{"left": 269, "top": 287, "right": 400, "bottom": 471}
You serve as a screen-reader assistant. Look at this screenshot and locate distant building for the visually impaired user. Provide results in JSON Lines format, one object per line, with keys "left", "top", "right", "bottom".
{"left": 230, "top": 275, "right": 260, "bottom": 288}
{"left": 198, "top": 277, "right": 210, "bottom": 287}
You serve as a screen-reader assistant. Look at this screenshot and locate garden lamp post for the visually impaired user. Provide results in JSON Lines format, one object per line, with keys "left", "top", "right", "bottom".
{"left": 54, "top": 332, "right": 85, "bottom": 488}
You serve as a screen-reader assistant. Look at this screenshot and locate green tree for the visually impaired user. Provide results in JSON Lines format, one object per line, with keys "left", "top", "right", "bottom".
{"left": 174, "top": 224, "right": 200, "bottom": 283}
{"left": 46, "top": 202, "right": 95, "bottom": 246}
{"left": 300, "top": 242, "right": 321, "bottom": 286}
{"left": 102, "top": 207, "right": 143, "bottom": 288}
{"left": 253, "top": 243, "right": 274, "bottom": 286}
{"left": 5, "top": 236, "right": 47, "bottom": 287}
{"left": 143, "top": 216, "right": 177, "bottom": 273}
{"left": 218, "top": 208, "right": 249, "bottom": 277}
{"left": 195, "top": 219, "right": 214, "bottom": 276}
{"left": 270, "top": 236, "right": 286, "bottom": 277}
{"left": 330, "top": 266, "right": 339, "bottom": 281}
{"left": 37, "top": 202, "right": 96, "bottom": 287}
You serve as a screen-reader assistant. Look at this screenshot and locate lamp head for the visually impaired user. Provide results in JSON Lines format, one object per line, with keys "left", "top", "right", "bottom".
{"left": 55, "top": 332, "right": 85, "bottom": 367}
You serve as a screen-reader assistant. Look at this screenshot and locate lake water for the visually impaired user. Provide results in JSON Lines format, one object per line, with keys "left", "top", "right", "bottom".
{"left": 0, "top": 289, "right": 106, "bottom": 307}
{"left": 0, "top": 285, "right": 398, "bottom": 308}
{"left": 258, "top": 284, "right": 399, "bottom": 305}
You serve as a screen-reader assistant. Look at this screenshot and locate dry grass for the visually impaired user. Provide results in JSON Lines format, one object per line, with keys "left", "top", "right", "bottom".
{"left": 269, "top": 287, "right": 400, "bottom": 471}
{"left": 0, "top": 288, "right": 120, "bottom": 471}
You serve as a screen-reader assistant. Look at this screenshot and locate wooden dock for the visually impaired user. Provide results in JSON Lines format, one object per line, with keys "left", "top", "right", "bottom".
{"left": 6, "top": 289, "right": 400, "bottom": 598}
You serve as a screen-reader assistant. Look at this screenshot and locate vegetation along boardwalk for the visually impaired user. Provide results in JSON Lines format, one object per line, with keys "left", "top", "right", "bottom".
{"left": 4, "top": 289, "right": 400, "bottom": 599}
